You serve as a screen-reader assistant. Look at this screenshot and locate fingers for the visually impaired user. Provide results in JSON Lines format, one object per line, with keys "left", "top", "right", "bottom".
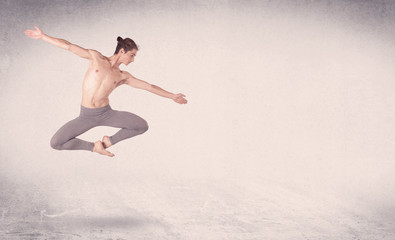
{"left": 172, "top": 93, "right": 187, "bottom": 104}
{"left": 176, "top": 97, "right": 187, "bottom": 104}
{"left": 24, "top": 30, "right": 34, "bottom": 37}
{"left": 24, "top": 31, "right": 38, "bottom": 39}
{"left": 24, "top": 26, "right": 42, "bottom": 39}
{"left": 177, "top": 94, "right": 187, "bottom": 102}
{"left": 24, "top": 26, "right": 40, "bottom": 34}
{"left": 24, "top": 29, "right": 33, "bottom": 35}
{"left": 25, "top": 30, "right": 34, "bottom": 35}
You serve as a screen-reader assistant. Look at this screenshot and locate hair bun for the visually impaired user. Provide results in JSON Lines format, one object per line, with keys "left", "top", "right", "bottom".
{"left": 117, "top": 36, "right": 123, "bottom": 42}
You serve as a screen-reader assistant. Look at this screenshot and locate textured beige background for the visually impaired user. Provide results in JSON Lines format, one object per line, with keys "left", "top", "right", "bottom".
{"left": 1, "top": 0, "right": 395, "bottom": 239}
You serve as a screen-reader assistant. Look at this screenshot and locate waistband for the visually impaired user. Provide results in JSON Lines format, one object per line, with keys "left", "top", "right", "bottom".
{"left": 80, "top": 104, "right": 112, "bottom": 115}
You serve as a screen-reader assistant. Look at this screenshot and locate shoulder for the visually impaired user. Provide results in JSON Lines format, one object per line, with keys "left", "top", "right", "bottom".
{"left": 121, "top": 70, "right": 134, "bottom": 79}
{"left": 87, "top": 49, "right": 101, "bottom": 55}
{"left": 87, "top": 50, "right": 110, "bottom": 65}
{"left": 87, "top": 49, "right": 106, "bottom": 59}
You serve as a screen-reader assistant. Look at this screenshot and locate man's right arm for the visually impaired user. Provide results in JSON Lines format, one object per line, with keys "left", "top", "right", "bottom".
{"left": 25, "top": 26, "right": 91, "bottom": 60}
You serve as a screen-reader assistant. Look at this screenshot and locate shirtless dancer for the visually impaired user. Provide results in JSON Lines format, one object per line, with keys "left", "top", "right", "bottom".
{"left": 25, "top": 26, "right": 187, "bottom": 157}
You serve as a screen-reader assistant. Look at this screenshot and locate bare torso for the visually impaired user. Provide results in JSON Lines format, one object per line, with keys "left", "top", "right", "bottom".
{"left": 81, "top": 50, "right": 128, "bottom": 108}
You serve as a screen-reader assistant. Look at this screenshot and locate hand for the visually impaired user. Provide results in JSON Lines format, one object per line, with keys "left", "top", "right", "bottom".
{"left": 172, "top": 93, "right": 187, "bottom": 104}
{"left": 24, "top": 25, "right": 44, "bottom": 39}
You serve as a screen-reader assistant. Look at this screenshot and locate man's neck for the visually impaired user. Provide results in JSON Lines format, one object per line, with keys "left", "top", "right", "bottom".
{"left": 108, "top": 54, "right": 122, "bottom": 68}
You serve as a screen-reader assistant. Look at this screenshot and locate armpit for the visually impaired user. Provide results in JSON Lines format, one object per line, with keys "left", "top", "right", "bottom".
{"left": 115, "top": 79, "right": 127, "bottom": 87}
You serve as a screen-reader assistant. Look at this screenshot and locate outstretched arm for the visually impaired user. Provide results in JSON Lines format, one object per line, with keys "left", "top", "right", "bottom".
{"left": 126, "top": 73, "right": 187, "bottom": 104}
{"left": 24, "top": 26, "right": 91, "bottom": 59}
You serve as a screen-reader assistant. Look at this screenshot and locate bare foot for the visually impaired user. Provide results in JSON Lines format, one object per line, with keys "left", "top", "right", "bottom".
{"left": 102, "top": 136, "right": 112, "bottom": 149}
{"left": 93, "top": 141, "right": 114, "bottom": 157}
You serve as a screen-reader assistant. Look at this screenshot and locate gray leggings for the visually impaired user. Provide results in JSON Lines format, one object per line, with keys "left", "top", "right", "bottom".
{"left": 50, "top": 105, "right": 149, "bottom": 151}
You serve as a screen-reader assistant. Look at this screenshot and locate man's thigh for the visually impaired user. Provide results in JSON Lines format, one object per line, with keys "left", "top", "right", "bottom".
{"left": 52, "top": 116, "right": 98, "bottom": 141}
{"left": 101, "top": 110, "right": 147, "bottom": 129}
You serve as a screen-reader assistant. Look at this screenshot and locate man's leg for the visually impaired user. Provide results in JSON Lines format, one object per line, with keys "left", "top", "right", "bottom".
{"left": 51, "top": 115, "right": 114, "bottom": 157}
{"left": 50, "top": 116, "right": 96, "bottom": 151}
{"left": 100, "top": 109, "right": 149, "bottom": 147}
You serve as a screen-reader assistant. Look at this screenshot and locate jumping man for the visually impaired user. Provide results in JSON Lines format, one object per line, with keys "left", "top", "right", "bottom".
{"left": 25, "top": 26, "right": 187, "bottom": 157}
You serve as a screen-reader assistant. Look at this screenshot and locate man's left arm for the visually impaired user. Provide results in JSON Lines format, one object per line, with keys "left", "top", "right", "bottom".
{"left": 125, "top": 73, "right": 187, "bottom": 104}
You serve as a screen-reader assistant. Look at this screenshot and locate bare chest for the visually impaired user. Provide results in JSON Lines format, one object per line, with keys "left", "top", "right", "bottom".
{"left": 85, "top": 63, "right": 126, "bottom": 90}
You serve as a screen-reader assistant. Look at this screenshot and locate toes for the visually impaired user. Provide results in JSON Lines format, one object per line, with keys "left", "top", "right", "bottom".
{"left": 93, "top": 141, "right": 114, "bottom": 157}
{"left": 104, "top": 150, "right": 115, "bottom": 157}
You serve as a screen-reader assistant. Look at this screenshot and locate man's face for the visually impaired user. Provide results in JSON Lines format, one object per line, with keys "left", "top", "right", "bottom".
{"left": 121, "top": 49, "right": 137, "bottom": 65}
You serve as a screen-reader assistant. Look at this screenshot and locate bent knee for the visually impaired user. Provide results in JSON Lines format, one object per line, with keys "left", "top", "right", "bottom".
{"left": 133, "top": 119, "right": 149, "bottom": 134}
{"left": 139, "top": 121, "right": 149, "bottom": 134}
{"left": 50, "top": 136, "right": 63, "bottom": 150}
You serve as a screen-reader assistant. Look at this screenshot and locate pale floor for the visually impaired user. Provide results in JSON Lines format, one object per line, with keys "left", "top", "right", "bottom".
{"left": 1, "top": 171, "right": 394, "bottom": 240}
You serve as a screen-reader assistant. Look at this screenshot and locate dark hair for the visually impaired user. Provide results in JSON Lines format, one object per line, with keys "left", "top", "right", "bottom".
{"left": 114, "top": 36, "right": 139, "bottom": 54}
